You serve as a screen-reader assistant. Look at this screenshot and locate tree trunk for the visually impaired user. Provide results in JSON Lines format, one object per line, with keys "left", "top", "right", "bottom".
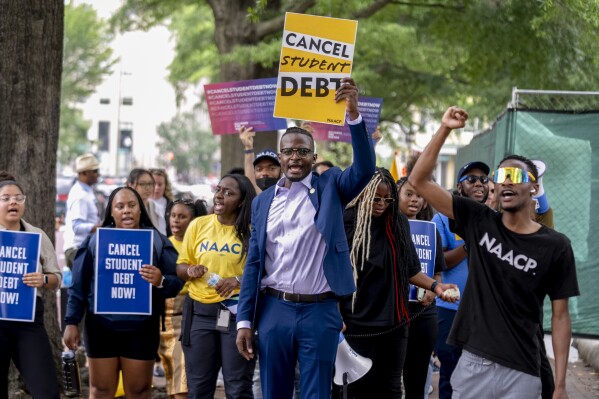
{"left": 207, "top": 0, "right": 279, "bottom": 176}
{"left": 0, "top": 0, "right": 64, "bottom": 395}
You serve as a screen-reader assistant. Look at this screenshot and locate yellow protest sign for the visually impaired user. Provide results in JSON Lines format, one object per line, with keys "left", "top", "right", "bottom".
{"left": 273, "top": 13, "right": 358, "bottom": 126}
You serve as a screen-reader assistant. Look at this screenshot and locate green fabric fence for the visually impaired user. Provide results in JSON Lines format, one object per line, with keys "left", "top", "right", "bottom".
{"left": 456, "top": 109, "right": 599, "bottom": 337}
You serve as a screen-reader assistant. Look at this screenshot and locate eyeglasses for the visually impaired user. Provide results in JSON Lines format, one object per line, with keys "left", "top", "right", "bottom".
{"left": 0, "top": 195, "right": 26, "bottom": 204}
{"left": 280, "top": 148, "right": 312, "bottom": 158}
{"left": 372, "top": 197, "right": 394, "bottom": 204}
{"left": 136, "top": 182, "right": 155, "bottom": 188}
{"left": 492, "top": 167, "right": 536, "bottom": 184}
{"left": 459, "top": 175, "right": 489, "bottom": 185}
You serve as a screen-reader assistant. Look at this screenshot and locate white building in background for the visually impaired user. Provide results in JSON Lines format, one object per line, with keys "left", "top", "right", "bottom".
{"left": 75, "top": 0, "right": 178, "bottom": 177}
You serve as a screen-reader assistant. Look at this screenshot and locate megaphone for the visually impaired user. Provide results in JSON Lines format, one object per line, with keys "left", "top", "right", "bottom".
{"left": 333, "top": 333, "right": 373, "bottom": 386}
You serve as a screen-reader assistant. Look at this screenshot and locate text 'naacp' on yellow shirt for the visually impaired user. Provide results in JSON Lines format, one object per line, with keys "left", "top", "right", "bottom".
{"left": 176, "top": 214, "right": 246, "bottom": 304}
{"left": 169, "top": 236, "right": 189, "bottom": 296}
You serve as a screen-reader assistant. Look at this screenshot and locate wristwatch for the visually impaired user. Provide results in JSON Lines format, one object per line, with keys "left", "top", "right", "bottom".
{"left": 43, "top": 274, "right": 48, "bottom": 286}
{"left": 235, "top": 275, "right": 242, "bottom": 285}
{"left": 430, "top": 281, "right": 438, "bottom": 293}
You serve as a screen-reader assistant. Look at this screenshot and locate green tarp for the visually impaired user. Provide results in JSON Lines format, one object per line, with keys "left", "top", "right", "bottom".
{"left": 456, "top": 109, "right": 599, "bottom": 337}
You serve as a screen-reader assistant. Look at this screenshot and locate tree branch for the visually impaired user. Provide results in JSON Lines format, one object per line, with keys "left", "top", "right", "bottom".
{"left": 256, "top": 0, "right": 316, "bottom": 39}
{"left": 389, "top": 1, "right": 465, "bottom": 12}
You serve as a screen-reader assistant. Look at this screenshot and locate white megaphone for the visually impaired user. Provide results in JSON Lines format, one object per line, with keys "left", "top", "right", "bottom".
{"left": 333, "top": 332, "right": 373, "bottom": 386}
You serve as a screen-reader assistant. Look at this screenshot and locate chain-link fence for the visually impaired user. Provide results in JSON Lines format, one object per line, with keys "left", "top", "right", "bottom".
{"left": 456, "top": 89, "right": 599, "bottom": 337}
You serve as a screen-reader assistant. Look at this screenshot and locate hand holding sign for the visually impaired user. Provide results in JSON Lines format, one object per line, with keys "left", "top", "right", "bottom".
{"left": 334, "top": 78, "right": 359, "bottom": 121}
{"left": 139, "top": 265, "right": 163, "bottom": 287}
{"left": 22, "top": 272, "right": 45, "bottom": 288}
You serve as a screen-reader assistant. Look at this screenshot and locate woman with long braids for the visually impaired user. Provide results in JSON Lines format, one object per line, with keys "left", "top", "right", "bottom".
{"left": 397, "top": 176, "right": 446, "bottom": 399}
{"left": 176, "top": 174, "right": 256, "bottom": 398}
{"left": 338, "top": 168, "right": 457, "bottom": 398}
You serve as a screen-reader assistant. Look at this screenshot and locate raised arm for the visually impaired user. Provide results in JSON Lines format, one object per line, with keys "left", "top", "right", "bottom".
{"left": 409, "top": 107, "right": 469, "bottom": 219}
{"left": 239, "top": 126, "right": 262, "bottom": 194}
{"left": 334, "top": 78, "right": 376, "bottom": 200}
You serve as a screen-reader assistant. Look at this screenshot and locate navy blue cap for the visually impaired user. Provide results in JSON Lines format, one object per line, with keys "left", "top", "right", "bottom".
{"left": 253, "top": 149, "right": 280, "bottom": 167}
{"left": 457, "top": 161, "right": 490, "bottom": 183}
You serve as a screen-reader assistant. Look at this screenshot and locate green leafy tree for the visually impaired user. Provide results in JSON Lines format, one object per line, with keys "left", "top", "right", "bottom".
{"left": 59, "top": 2, "right": 115, "bottom": 165}
{"left": 113, "top": 0, "right": 599, "bottom": 172}
{"left": 156, "top": 112, "right": 219, "bottom": 180}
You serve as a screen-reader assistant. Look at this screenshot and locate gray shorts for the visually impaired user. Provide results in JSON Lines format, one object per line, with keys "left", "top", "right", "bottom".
{"left": 451, "top": 350, "right": 541, "bottom": 399}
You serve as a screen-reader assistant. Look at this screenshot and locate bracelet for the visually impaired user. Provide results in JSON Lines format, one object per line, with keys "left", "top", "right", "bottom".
{"left": 244, "top": 149, "right": 254, "bottom": 154}
{"left": 430, "top": 281, "right": 438, "bottom": 292}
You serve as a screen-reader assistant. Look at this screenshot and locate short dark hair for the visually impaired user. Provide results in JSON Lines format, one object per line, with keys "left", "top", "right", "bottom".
{"left": 498, "top": 155, "right": 538, "bottom": 180}
{"left": 313, "top": 161, "right": 334, "bottom": 172}
{"left": 281, "top": 127, "right": 315, "bottom": 150}
{"left": 225, "top": 167, "right": 245, "bottom": 176}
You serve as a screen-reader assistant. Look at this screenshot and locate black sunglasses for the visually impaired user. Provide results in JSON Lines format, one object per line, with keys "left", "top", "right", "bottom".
{"left": 459, "top": 175, "right": 489, "bottom": 185}
{"left": 372, "top": 197, "right": 394, "bottom": 204}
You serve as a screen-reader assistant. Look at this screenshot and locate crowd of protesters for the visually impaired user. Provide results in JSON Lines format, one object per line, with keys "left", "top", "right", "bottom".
{"left": 0, "top": 79, "right": 578, "bottom": 399}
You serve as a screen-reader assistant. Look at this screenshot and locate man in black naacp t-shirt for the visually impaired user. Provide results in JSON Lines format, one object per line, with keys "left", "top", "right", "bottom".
{"left": 409, "top": 106, "right": 579, "bottom": 399}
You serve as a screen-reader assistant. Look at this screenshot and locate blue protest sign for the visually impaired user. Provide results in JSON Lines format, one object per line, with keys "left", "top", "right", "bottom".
{"left": 94, "top": 228, "right": 153, "bottom": 315}
{"left": 0, "top": 230, "right": 41, "bottom": 322}
{"left": 408, "top": 220, "right": 437, "bottom": 301}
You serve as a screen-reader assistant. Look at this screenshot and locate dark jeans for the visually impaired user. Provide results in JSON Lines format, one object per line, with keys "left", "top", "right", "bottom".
{"left": 0, "top": 298, "right": 60, "bottom": 399}
{"left": 336, "top": 324, "right": 409, "bottom": 399}
{"left": 436, "top": 307, "right": 461, "bottom": 399}
{"left": 404, "top": 306, "right": 438, "bottom": 399}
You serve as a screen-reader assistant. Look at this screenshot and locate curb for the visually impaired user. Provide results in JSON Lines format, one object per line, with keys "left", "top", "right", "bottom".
{"left": 573, "top": 338, "right": 599, "bottom": 371}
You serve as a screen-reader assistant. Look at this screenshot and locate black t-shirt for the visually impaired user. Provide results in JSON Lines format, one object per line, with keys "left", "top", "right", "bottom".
{"left": 340, "top": 207, "right": 421, "bottom": 328}
{"left": 448, "top": 196, "right": 579, "bottom": 376}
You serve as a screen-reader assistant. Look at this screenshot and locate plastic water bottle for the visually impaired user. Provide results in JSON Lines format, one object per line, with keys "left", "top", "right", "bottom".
{"left": 205, "top": 272, "right": 221, "bottom": 288}
{"left": 62, "top": 266, "right": 73, "bottom": 288}
{"left": 205, "top": 272, "right": 233, "bottom": 298}
{"left": 61, "top": 350, "right": 81, "bottom": 397}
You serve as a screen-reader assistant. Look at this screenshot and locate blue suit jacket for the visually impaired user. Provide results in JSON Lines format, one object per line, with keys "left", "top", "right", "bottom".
{"left": 237, "top": 120, "right": 376, "bottom": 326}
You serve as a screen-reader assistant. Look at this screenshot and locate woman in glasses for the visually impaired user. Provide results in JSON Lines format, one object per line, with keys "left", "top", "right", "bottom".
{"left": 63, "top": 186, "right": 183, "bottom": 398}
{"left": 158, "top": 198, "right": 208, "bottom": 399}
{"left": 176, "top": 174, "right": 256, "bottom": 398}
{"left": 0, "top": 172, "right": 61, "bottom": 398}
{"left": 338, "top": 168, "right": 457, "bottom": 398}
{"left": 149, "top": 168, "right": 174, "bottom": 236}
{"left": 397, "top": 176, "right": 447, "bottom": 399}
{"left": 127, "top": 168, "right": 163, "bottom": 232}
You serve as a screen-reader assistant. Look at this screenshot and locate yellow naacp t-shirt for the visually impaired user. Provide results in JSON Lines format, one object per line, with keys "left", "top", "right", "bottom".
{"left": 177, "top": 214, "right": 246, "bottom": 303}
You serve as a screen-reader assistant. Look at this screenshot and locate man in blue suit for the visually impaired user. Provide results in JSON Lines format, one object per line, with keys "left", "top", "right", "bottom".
{"left": 236, "top": 78, "right": 376, "bottom": 399}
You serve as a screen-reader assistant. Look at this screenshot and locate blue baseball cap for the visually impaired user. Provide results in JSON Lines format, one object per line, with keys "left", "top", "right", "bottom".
{"left": 457, "top": 161, "right": 490, "bottom": 183}
{"left": 253, "top": 149, "right": 280, "bottom": 167}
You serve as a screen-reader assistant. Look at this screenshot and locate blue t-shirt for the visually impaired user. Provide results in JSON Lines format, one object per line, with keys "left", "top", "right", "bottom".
{"left": 432, "top": 213, "right": 468, "bottom": 311}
